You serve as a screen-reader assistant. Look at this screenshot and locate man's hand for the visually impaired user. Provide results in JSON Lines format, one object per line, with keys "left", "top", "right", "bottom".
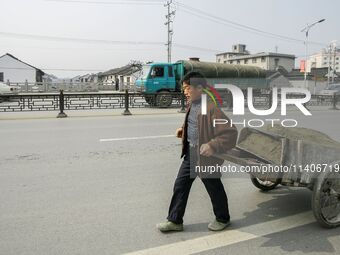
{"left": 200, "top": 143, "right": 215, "bottom": 156}
{"left": 176, "top": 127, "right": 183, "bottom": 138}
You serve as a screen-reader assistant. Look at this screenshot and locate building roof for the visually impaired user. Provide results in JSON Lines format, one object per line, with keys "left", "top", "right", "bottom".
{"left": 286, "top": 68, "right": 312, "bottom": 80}
{"left": 0, "top": 53, "right": 45, "bottom": 74}
{"left": 98, "top": 64, "right": 142, "bottom": 77}
{"left": 310, "top": 67, "right": 329, "bottom": 77}
{"left": 216, "top": 52, "right": 248, "bottom": 56}
{"left": 266, "top": 66, "right": 289, "bottom": 80}
{"left": 225, "top": 52, "right": 296, "bottom": 61}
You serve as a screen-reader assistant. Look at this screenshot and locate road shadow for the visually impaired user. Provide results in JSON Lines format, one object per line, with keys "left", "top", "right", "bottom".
{"left": 186, "top": 186, "right": 311, "bottom": 232}
{"left": 260, "top": 222, "right": 340, "bottom": 254}
{"left": 235, "top": 186, "right": 312, "bottom": 228}
{"left": 185, "top": 186, "right": 340, "bottom": 253}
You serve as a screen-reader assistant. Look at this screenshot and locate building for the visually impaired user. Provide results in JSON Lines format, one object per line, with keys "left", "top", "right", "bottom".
{"left": 216, "top": 44, "right": 249, "bottom": 63}
{"left": 70, "top": 73, "right": 98, "bottom": 83}
{"left": 98, "top": 63, "right": 142, "bottom": 90}
{"left": 216, "top": 44, "right": 296, "bottom": 72}
{"left": 306, "top": 48, "right": 340, "bottom": 73}
{"left": 266, "top": 67, "right": 292, "bottom": 89}
{"left": 0, "top": 53, "right": 45, "bottom": 83}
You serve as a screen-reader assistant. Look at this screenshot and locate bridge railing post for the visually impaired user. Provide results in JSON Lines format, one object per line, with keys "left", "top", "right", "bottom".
{"left": 178, "top": 92, "right": 186, "bottom": 113}
{"left": 57, "top": 90, "right": 68, "bottom": 118}
{"left": 330, "top": 92, "right": 338, "bottom": 110}
{"left": 122, "top": 89, "right": 132, "bottom": 115}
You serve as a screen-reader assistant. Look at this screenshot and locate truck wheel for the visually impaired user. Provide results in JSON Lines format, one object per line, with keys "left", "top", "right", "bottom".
{"left": 250, "top": 175, "right": 280, "bottom": 191}
{"left": 312, "top": 162, "right": 340, "bottom": 228}
{"left": 145, "top": 95, "right": 156, "bottom": 106}
{"left": 156, "top": 91, "right": 172, "bottom": 108}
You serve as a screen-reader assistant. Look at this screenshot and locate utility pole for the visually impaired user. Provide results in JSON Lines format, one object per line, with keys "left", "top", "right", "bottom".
{"left": 328, "top": 41, "right": 337, "bottom": 86}
{"left": 301, "top": 19, "right": 325, "bottom": 90}
{"left": 332, "top": 43, "right": 337, "bottom": 83}
{"left": 327, "top": 44, "right": 332, "bottom": 86}
{"left": 164, "top": 0, "right": 175, "bottom": 63}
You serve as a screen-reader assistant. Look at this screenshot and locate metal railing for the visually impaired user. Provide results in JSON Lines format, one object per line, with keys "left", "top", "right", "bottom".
{"left": 0, "top": 90, "right": 186, "bottom": 117}
{"left": 0, "top": 90, "right": 338, "bottom": 117}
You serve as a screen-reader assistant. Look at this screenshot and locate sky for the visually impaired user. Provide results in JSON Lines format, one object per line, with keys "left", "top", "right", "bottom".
{"left": 0, "top": 0, "right": 339, "bottom": 78}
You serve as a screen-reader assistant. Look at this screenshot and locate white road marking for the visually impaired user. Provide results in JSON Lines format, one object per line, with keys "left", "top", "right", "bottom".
{"left": 99, "top": 134, "right": 175, "bottom": 142}
{"left": 123, "top": 211, "right": 315, "bottom": 255}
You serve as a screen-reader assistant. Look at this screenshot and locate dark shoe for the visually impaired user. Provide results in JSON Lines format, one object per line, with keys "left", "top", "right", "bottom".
{"left": 156, "top": 221, "right": 183, "bottom": 232}
{"left": 208, "top": 219, "right": 230, "bottom": 231}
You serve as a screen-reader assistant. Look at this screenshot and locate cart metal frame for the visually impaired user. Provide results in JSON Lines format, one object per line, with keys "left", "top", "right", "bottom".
{"left": 215, "top": 127, "right": 340, "bottom": 228}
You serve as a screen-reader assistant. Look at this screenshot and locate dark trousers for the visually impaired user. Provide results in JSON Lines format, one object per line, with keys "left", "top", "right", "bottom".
{"left": 167, "top": 147, "right": 230, "bottom": 224}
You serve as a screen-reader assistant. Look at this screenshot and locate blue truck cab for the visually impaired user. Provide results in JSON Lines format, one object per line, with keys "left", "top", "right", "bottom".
{"left": 135, "top": 62, "right": 181, "bottom": 94}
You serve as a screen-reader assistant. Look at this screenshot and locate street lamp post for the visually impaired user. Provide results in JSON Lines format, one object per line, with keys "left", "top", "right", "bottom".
{"left": 301, "top": 19, "right": 325, "bottom": 91}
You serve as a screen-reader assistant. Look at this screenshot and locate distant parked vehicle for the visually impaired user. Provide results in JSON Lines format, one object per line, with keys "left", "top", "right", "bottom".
{"left": 0, "top": 82, "right": 19, "bottom": 95}
{"left": 0, "top": 82, "right": 19, "bottom": 102}
{"left": 318, "top": 84, "right": 340, "bottom": 96}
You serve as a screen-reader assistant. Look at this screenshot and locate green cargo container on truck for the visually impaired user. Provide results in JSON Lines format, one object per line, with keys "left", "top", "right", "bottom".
{"left": 135, "top": 60, "right": 268, "bottom": 107}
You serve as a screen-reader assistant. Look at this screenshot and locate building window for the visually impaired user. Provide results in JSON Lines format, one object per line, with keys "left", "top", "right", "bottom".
{"left": 244, "top": 59, "right": 248, "bottom": 64}
{"left": 0, "top": 72, "right": 3, "bottom": 82}
{"left": 230, "top": 61, "right": 233, "bottom": 64}
{"left": 224, "top": 61, "right": 227, "bottom": 64}
{"left": 336, "top": 57, "right": 339, "bottom": 60}
{"left": 252, "top": 58, "right": 257, "bottom": 63}
{"left": 261, "top": 57, "right": 266, "bottom": 62}
{"left": 274, "top": 58, "right": 279, "bottom": 67}
{"left": 237, "top": 60, "right": 240, "bottom": 64}
{"left": 323, "top": 62, "right": 327, "bottom": 65}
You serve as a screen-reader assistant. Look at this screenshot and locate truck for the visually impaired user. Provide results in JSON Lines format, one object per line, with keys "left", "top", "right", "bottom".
{"left": 135, "top": 59, "right": 268, "bottom": 107}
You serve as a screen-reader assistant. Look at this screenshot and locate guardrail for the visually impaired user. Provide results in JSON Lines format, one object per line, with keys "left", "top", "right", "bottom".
{"left": 0, "top": 90, "right": 186, "bottom": 117}
{"left": 0, "top": 90, "right": 338, "bottom": 118}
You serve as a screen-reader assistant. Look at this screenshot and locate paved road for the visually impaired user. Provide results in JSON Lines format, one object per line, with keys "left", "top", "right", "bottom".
{"left": 0, "top": 108, "right": 340, "bottom": 255}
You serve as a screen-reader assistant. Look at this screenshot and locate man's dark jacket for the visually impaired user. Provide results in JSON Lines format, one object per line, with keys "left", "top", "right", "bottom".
{"left": 180, "top": 100, "right": 238, "bottom": 178}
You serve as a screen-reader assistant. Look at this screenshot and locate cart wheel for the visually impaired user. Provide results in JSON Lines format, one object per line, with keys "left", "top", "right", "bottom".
{"left": 312, "top": 163, "right": 340, "bottom": 228}
{"left": 250, "top": 175, "right": 280, "bottom": 191}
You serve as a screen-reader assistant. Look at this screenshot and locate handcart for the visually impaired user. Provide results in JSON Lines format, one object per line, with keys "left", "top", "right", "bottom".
{"left": 216, "top": 126, "right": 340, "bottom": 228}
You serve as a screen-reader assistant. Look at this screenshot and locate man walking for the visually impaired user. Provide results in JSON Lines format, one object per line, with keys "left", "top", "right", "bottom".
{"left": 157, "top": 71, "right": 238, "bottom": 232}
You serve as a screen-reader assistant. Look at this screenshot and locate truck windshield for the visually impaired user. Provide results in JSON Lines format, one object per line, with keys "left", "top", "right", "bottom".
{"left": 141, "top": 65, "right": 151, "bottom": 79}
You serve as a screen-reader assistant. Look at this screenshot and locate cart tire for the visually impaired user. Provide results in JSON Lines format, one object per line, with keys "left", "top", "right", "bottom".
{"left": 250, "top": 175, "right": 280, "bottom": 191}
{"left": 312, "top": 162, "right": 340, "bottom": 228}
